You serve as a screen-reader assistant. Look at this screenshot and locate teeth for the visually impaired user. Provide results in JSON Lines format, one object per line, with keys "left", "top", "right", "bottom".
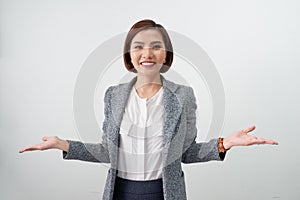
{"left": 141, "top": 62, "right": 155, "bottom": 66}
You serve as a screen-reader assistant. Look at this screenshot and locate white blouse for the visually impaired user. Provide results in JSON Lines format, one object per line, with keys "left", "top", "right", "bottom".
{"left": 116, "top": 86, "right": 164, "bottom": 180}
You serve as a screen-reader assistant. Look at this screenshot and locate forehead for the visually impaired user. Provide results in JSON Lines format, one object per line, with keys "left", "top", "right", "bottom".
{"left": 132, "top": 29, "right": 163, "bottom": 43}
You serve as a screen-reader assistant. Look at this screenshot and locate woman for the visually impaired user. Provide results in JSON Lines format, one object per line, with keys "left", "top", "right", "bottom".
{"left": 19, "top": 19, "right": 278, "bottom": 200}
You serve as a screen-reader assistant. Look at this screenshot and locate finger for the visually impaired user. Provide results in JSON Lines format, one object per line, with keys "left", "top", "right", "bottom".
{"left": 19, "top": 142, "right": 44, "bottom": 153}
{"left": 19, "top": 146, "right": 38, "bottom": 153}
{"left": 19, "top": 148, "right": 26, "bottom": 153}
{"left": 243, "top": 125, "right": 256, "bottom": 133}
{"left": 254, "top": 137, "right": 279, "bottom": 145}
{"left": 42, "top": 137, "right": 48, "bottom": 141}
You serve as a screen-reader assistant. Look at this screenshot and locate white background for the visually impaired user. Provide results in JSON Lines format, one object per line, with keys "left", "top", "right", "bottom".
{"left": 1, "top": 0, "right": 299, "bottom": 199}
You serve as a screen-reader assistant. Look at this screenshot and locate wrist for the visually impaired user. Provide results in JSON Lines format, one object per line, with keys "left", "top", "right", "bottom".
{"left": 57, "top": 138, "right": 69, "bottom": 152}
{"left": 222, "top": 138, "right": 232, "bottom": 150}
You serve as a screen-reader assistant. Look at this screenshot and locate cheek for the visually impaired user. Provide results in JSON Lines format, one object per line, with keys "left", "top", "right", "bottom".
{"left": 156, "top": 51, "right": 167, "bottom": 61}
{"left": 130, "top": 53, "right": 139, "bottom": 63}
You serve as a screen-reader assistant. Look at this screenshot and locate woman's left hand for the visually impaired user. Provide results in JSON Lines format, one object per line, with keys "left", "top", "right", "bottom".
{"left": 223, "top": 125, "right": 278, "bottom": 150}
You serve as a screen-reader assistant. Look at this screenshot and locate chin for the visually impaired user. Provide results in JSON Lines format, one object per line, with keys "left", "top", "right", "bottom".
{"left": 137, "top": 68, "right": 161, "bottom": 76}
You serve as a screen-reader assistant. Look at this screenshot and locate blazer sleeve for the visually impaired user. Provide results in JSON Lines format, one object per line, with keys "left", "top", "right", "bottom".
{"left": 181, "top": 87, "right": 225, "bottom": 163}
{"left": 62, "top": 87, "right": 112, "bottom": 163}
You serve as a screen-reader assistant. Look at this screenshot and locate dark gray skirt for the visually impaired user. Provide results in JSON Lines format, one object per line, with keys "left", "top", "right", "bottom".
{"left": 113, "top": 176, "right": 164, "bottom": 200}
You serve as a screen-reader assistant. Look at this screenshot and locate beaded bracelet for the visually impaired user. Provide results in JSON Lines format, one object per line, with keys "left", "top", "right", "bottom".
{"left": 218, "top": 137, "right": 229, "bottom": 153}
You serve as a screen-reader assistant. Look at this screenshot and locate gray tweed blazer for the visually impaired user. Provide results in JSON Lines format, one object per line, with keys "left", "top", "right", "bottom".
{"left": 63, "top": 75, "right": 224, "bottom": 200}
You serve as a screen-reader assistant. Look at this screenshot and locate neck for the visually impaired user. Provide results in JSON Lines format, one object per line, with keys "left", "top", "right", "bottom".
{"left": 134, "top": 73, "right": 162, "bottom": 89}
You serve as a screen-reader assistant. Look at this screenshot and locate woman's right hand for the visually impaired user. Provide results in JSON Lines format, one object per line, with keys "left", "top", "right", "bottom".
{"left": 19, "top": 136, "right": 69, "bottom": 153}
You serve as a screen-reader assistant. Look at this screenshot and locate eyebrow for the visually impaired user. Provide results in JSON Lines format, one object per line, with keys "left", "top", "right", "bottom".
{"left": 132, "top": 41, "right": 163, "bottom": 45}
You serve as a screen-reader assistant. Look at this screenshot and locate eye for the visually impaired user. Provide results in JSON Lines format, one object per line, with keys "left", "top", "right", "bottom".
{"left": 133, "top": 45, "right": 143, "bottom": 49}
{"left": 152, "top": 45, "right": 162, "bottom": 49}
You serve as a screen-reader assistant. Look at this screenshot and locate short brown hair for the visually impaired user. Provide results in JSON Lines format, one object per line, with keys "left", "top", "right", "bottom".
{"left": 123, "top": 19, "right": 173, "bottom": 73}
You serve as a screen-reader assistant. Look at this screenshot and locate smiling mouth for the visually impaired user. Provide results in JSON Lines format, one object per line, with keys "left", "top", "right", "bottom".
{"left": 140, "top": 62, "right": 156, "bottom": 67}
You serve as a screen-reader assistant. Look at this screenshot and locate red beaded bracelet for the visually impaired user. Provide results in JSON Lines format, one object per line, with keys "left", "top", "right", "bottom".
{"left": 218, "top": 138, "right": 229, "bottom": 153}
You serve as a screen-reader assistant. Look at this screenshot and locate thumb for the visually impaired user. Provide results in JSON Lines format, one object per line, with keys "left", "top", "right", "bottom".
{"left": 42, "top": 137, "right": 48, "bottom": 141}
{"left": 243, "top": 125, "right": 256, "bottom": 133}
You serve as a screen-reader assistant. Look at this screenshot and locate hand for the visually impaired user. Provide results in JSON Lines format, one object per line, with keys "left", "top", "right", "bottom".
{"left": 19, "top": 136, "right": 69, "bottom": 153}
{"left": 223, "top": 125, "right": 278, "bottom": 150}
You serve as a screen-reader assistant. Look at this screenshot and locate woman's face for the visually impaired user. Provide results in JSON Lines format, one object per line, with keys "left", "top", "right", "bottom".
{"left": 130, "top": 29, "right": 167, "bottom": 76}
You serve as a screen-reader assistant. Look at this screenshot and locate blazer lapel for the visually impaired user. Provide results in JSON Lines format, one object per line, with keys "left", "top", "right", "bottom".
{"left": 109, "top": 77, "right": 137, "bottom": 145}
{"left": 161, "top": 76, "right": 183, "bottom": 153}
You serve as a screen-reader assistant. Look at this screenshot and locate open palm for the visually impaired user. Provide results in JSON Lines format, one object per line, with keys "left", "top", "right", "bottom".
{"left": 223, "top": 125, "right": 278, "bottom": 149}
{"left": 19, "top": 136, "right": 59, "bottom": 153}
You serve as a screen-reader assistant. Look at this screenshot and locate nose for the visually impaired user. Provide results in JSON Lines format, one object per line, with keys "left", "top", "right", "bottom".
{"left": 142, "top": 47, "right": 153, "bottom": 59}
